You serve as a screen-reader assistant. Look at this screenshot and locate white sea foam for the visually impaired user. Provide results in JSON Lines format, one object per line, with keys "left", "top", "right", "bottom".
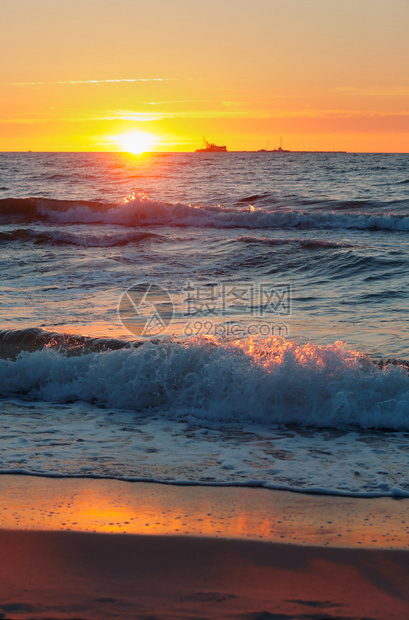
{"left": 1, "top": 336, "right": 409, "bottom": 430}
{"left": 1, "top": 397, "right": 409, "bottom": 497}
{"left": 34, "top": 193, "right": 409, "bottom": 232}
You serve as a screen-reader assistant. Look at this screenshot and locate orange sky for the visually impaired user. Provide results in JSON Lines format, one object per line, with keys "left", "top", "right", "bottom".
{"left": 1, "top": 0, "right": 408, "bottom": 152}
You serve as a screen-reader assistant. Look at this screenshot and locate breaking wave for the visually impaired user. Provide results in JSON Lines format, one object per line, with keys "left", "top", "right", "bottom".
{"left": 1, "top": 329, "right": 409, "bottom": 430}
{"left": 2, "top": 193, "right": 409, "bottom": 232}
{"left": 0, "top": 328, "right": 138, "bottom": 358}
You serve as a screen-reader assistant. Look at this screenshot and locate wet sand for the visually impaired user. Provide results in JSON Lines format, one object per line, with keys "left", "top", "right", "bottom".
{"left": 2, "top": 475, "right": 409, "bottom": 547}
{"left": 1, "top": 475, "right": 409, "bottom": 618}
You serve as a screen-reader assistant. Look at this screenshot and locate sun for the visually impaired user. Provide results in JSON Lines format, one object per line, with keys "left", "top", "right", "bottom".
{"left": 112, "top": 131, "right": 158, "bottom": 154}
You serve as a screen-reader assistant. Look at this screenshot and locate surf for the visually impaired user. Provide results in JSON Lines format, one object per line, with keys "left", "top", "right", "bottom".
{"left": 3, "top": 193, "right": 409, "bottom": 232}
{"left": 2, "top": 329, "right": 409, "bottom": 430}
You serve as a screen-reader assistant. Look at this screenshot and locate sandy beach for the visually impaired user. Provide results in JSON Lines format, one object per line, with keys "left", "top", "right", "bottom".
{"left": 3, "top": 530, "right": 409, "bottom": 620}
{"left": 1, "top": 476, "right": 409, "bottom": 619}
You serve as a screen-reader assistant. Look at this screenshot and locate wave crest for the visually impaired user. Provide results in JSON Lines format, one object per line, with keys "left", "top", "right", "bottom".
{"left": 3, "top": 193, "right": 409, "bottom": 232}
{"left": 0, "top": 328, "right": 137, "bottom": 358}
{"left": 1, "top": 330, "right": 409, "bottom": 430}
{"left": 0, "top": 227, "right": 160, "bottom": 247}
{"left": 237, "top": 236, "right": 354, "bottom": 249}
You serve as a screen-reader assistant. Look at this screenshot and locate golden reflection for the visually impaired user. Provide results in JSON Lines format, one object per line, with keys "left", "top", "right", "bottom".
{"left": 122, "top": 190, "right": 150, "bottom": 204}
{"left": 1, "top": 476, "right": 409, "bottom": 549}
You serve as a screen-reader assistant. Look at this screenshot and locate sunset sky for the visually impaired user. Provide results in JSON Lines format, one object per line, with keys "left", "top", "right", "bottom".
{"left": 1, "top": 0, "right": 408, "bottom": 152}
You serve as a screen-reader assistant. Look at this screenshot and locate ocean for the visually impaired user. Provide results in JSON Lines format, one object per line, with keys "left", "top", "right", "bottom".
{"left": 1, "top": 150, "right": 409, "bottom": 497}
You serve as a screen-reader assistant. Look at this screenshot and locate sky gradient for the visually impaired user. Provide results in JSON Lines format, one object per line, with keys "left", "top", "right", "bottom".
{"left": 1, "top": 0, "right": 409, "bottom": 152}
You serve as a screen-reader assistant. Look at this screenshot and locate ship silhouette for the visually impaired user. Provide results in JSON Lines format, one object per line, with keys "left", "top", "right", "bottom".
{"left": 257, "top": 137, "right": 290, "bottom": 153}
{"left": 272, "top": 137, "right": 290, "bottom": 153}
{"left": 195, "top": 137, "right": 227, "bottom": 152}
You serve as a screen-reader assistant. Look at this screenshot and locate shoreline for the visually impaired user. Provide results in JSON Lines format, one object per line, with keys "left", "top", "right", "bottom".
{"left": 1, "top": 474, "right": 409, "bottom": 548}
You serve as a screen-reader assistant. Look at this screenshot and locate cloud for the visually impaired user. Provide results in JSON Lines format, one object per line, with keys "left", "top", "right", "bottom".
{"left": 2, "top": 109, "right": 409, "bottom": 128}
{"left": 96, "top": 110, "right": 175, "bottom": 122}
{"left": 9, "top": 78, "right": 175, "bottom": 86}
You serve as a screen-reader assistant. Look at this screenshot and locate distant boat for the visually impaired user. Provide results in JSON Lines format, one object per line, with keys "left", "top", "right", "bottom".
{"left": 257, "top": 140, "right": 270, "bottom": 152}
{"left": 195, "top": 137, "right": 227, "bottom": 152}
{"left": 272, "top": 137, "right": 290, "bottom": 153}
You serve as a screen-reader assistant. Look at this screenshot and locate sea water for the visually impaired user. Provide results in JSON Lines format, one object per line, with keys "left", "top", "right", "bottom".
{"left": 1, "top": 151, "right": 409, "bottom": 497}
